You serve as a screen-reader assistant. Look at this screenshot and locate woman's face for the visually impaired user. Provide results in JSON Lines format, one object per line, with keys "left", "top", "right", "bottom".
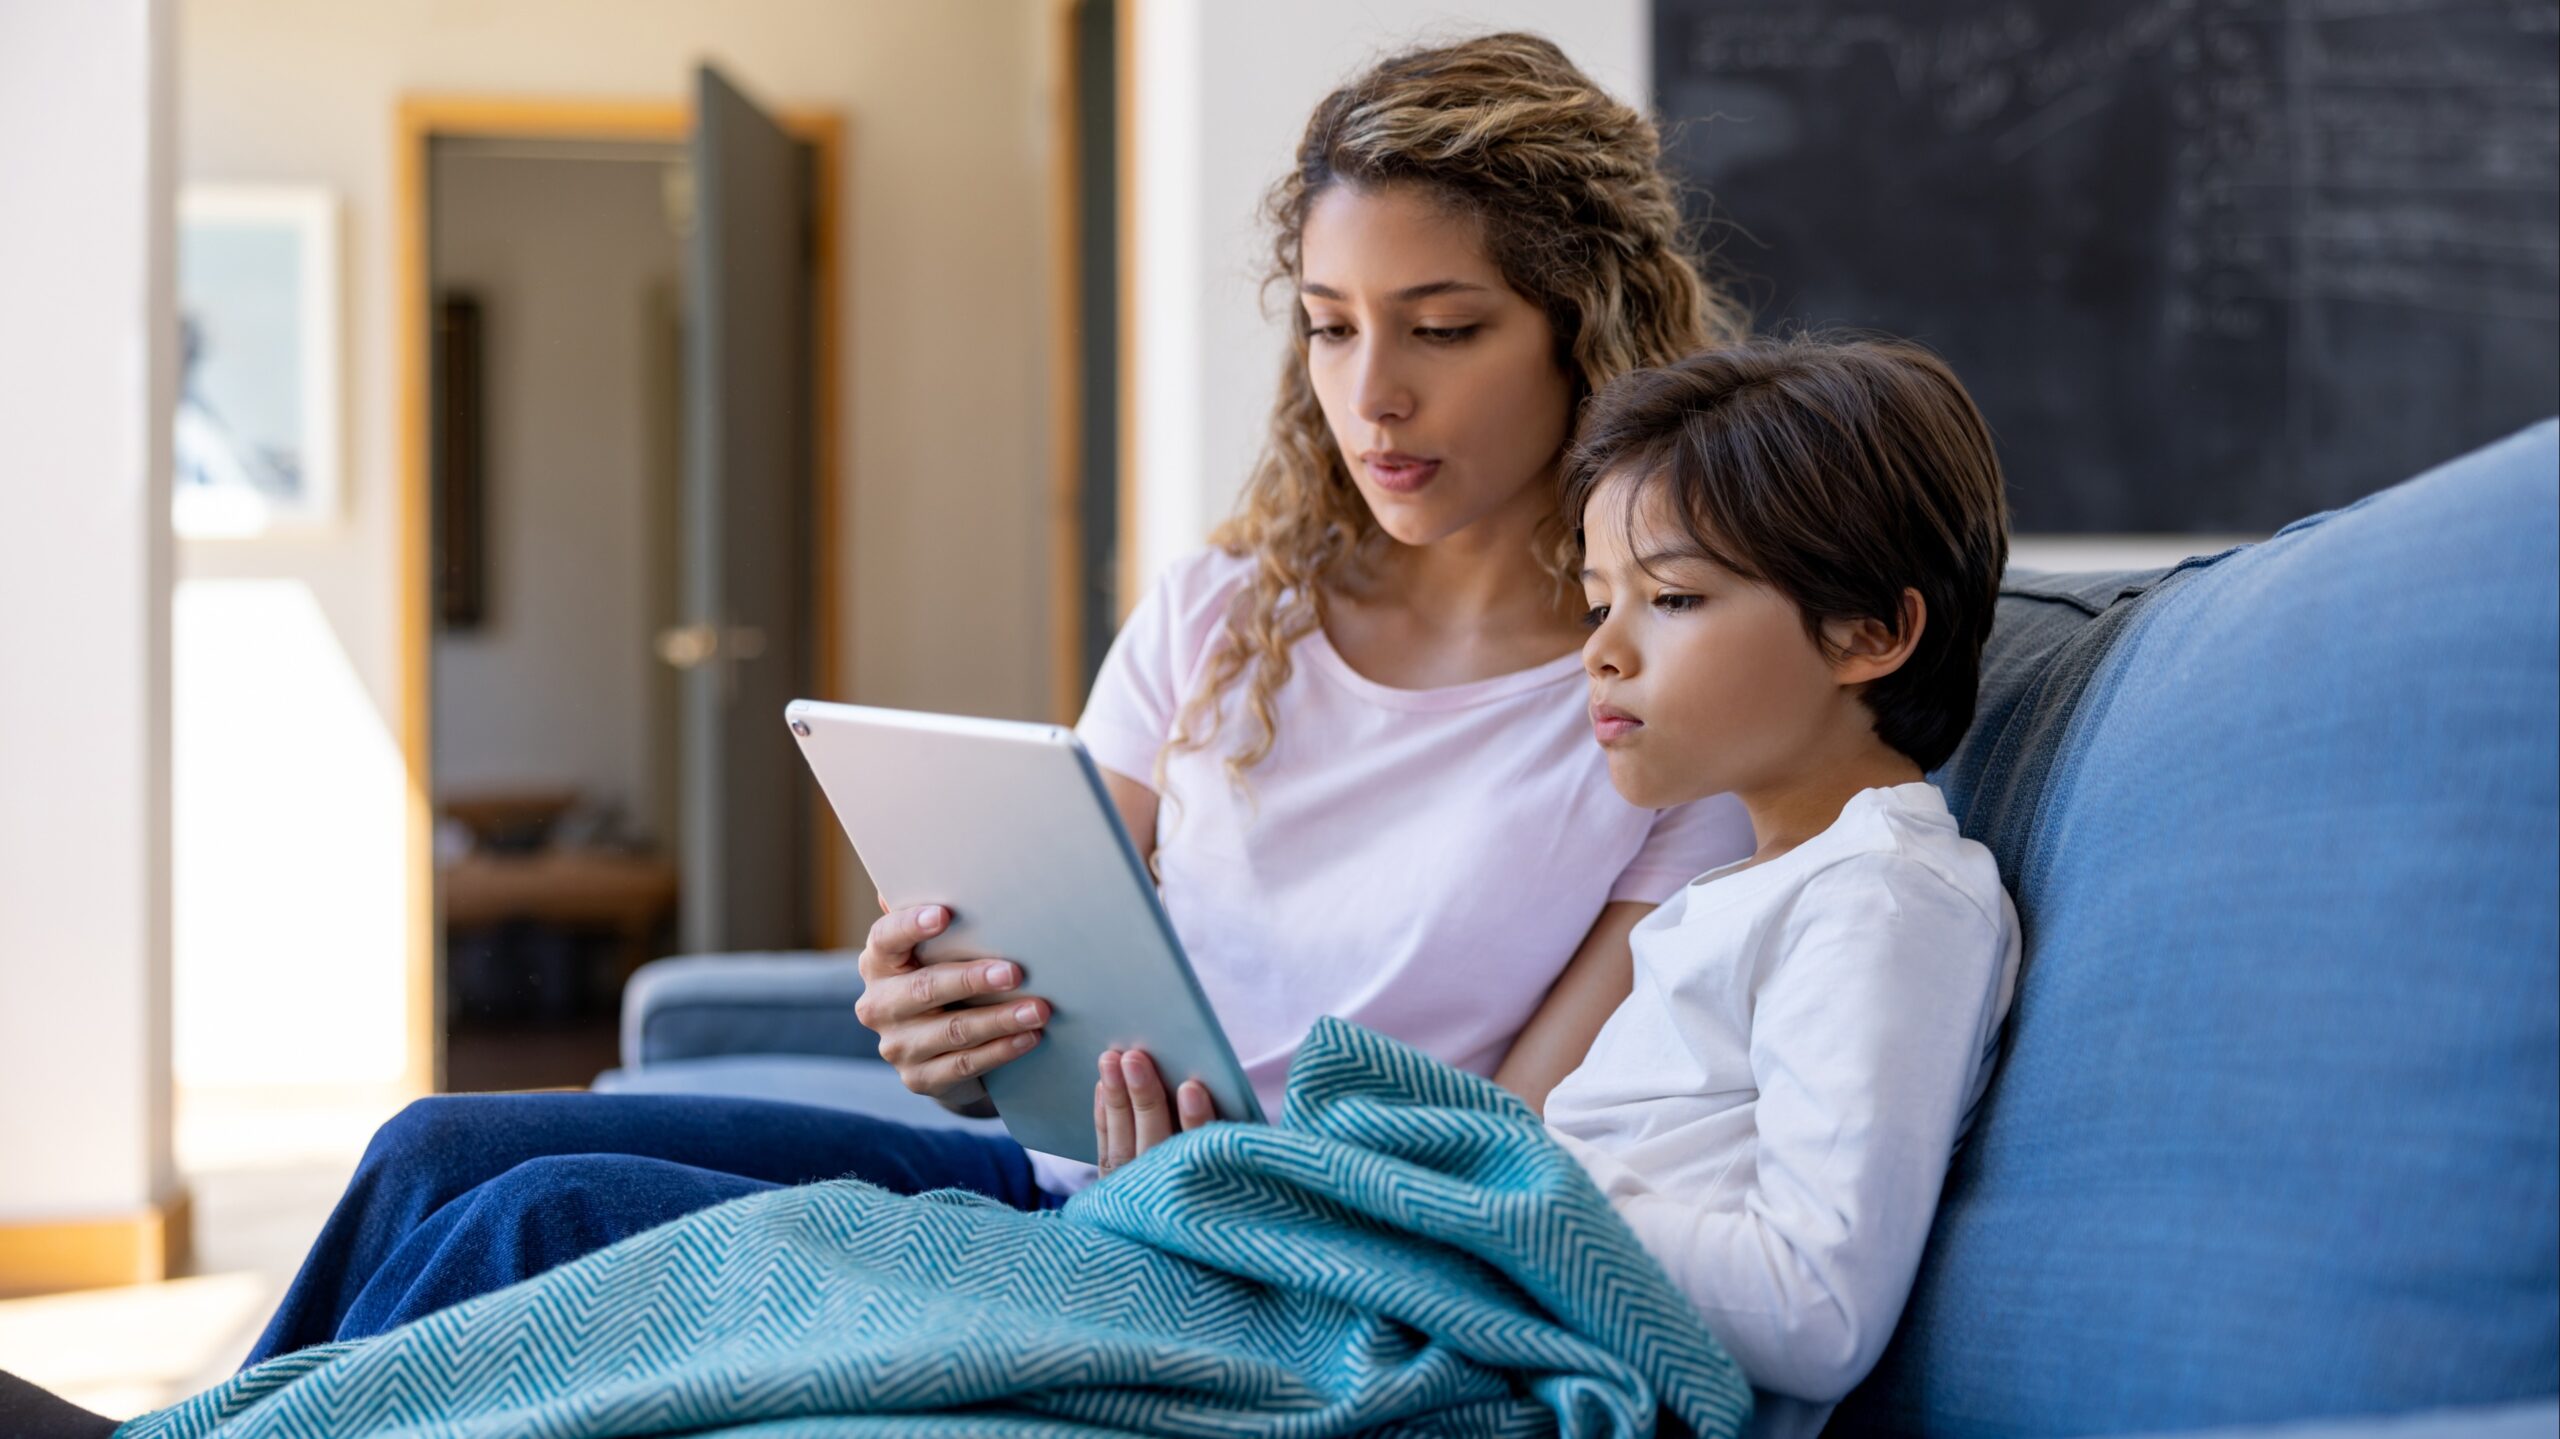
{"left": 1296, "top": 183, "right": 1575, "bottom": 549}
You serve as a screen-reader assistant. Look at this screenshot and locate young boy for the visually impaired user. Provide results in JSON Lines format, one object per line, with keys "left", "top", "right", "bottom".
{"left": 1542, "top": 336, "right": 2022, "bottom": 1435}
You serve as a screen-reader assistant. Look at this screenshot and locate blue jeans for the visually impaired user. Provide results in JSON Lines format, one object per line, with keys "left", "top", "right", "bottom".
{"left": 245, "top": 1092, "right": 1059, "bottom": 1365}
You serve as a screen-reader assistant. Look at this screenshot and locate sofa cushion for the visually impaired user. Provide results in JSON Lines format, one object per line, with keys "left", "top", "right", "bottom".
{"left": 619, "top": 952, "right": 879, "bottom": 1067}
{"left": 1840, "top": 422, "right": 2560, "bottom": 1433}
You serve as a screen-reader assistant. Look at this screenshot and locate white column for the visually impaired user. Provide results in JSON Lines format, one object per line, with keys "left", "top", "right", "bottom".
{"left": 1124, "top": 0, "right": 1207, "bottom": 608}
{"left": 1120, "top": 0, "right": 1646, "bottom": 600}
{"left": 0, "top": 0, "right": 181, "bottom": 1265}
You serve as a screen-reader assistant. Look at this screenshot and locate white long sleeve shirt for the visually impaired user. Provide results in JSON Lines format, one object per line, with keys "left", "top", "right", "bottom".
{"left": 1544, "top": 783, "right": 2021, "bottom": 1438}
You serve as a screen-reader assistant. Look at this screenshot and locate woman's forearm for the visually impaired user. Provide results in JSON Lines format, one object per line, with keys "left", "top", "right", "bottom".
{"left": 1492, "top": 900, "right": 1650, "bottom": 1113}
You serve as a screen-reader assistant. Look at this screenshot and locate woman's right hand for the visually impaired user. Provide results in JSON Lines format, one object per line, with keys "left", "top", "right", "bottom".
{"left": 854, "top": 904, "right": 1048, "bottom": 1098}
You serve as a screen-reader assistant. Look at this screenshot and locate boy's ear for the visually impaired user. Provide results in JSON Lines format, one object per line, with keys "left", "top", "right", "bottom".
{"left": 1823, "top": 588, "right": 1925, "bottom": 688}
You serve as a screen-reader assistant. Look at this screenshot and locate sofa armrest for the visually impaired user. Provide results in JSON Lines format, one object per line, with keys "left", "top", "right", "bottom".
{"left": 619, "top": 951, "right": 877, "bottom": 1069}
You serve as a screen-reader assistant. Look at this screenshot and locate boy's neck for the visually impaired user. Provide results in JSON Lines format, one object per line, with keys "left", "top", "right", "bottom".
{"left": 1734, "top": 739, "right": 1926, "bottom": 867}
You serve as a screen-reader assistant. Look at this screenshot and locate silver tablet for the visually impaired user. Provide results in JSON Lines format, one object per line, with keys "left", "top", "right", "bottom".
{"left": 784, "top": 699, "right": 1264, "bottom": 1162}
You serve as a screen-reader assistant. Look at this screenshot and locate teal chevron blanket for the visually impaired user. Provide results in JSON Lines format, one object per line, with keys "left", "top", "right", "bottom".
{"left": 121, "top": 1019, "right": 1749, "bottom": 1438}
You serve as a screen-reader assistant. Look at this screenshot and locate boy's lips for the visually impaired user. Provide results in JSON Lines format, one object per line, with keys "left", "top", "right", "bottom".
{"left": 1591, "top": 702, "right": 1642, "bottom": 745}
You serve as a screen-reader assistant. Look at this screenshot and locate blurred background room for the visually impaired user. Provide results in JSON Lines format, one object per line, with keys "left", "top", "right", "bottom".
{"left": 2, "top": 0, "right": 2552, "bottom": 1417}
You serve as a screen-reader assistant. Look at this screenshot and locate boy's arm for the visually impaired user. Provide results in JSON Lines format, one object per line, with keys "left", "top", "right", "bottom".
{"left": 1589, "top": 856, "right": 2014, "bottom": 1403}
{"left": 1493, "top": 900, "right": 1652, "bottom": 1113}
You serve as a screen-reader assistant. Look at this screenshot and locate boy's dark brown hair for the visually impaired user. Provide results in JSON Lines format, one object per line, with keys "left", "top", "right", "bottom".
{"left": 1561, "top": 335, "right": 2010, "bottom": 772}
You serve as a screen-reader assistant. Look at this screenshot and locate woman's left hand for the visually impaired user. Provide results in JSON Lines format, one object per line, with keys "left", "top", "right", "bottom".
{"left": 1094, "top": 1048, "right": 1215, "bottom": 1177}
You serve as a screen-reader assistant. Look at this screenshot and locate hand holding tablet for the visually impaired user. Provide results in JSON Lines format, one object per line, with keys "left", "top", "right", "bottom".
{"left": 1093, "top": 1048, "right": 1216, "bottom": 1176}
{"left": 790, "top": 701, "right": 1264, "bottom": 1166}
{"left": 853, "top": 902, "right": 1049, "bottom": 1099}
{"left": 859, "top": 899, "right": 1218, "bottom": 1171}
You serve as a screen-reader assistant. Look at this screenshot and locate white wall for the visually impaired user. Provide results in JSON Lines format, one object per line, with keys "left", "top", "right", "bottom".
{"left": 0, "top": 0, "right": 179, "bottom": 1222}
{"left": 430, "top": 148, "right": 683, "bottom": 841}
{"left": 1125, "top": 0, "right": 1646, "bottom": 595}
{"left": 174, "top": 0, "right": 1062, "bottom": 1093}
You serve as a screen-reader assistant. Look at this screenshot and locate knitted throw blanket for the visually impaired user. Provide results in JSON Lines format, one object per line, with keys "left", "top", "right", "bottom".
{"left": 120, "top": 1019, "right": 1751, "bottom": 1438}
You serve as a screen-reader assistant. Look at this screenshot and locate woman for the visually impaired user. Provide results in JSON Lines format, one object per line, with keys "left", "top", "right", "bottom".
{"left": 247, "top": 30, "right": 1754, "bottom": 1362}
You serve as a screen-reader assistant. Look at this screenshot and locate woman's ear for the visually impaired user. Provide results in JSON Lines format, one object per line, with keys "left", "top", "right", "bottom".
{"left": 1823, "top": 588, "right": 1925, "bottom": 688}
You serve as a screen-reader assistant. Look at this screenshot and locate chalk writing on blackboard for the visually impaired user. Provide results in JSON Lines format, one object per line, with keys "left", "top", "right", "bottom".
{"left": 1657, "top": 0, "right": 2559, "bottom": 531}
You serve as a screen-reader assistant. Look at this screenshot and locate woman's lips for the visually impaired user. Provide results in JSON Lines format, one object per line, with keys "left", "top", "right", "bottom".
{"left": 1362, "top": 451, "right": 1441, "bottom": 494}
{"left": 1591, "top": 704, "right": 1642, "bottom": 745}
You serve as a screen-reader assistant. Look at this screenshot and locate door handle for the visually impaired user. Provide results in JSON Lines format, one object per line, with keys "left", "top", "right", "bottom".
{"left": 656, "top": 623, "right": 768, "bottom": 669}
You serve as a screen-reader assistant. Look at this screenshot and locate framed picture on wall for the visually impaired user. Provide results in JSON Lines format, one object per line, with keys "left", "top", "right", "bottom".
{"left": 175, "top": 185, "right": 341, "bottom": 538}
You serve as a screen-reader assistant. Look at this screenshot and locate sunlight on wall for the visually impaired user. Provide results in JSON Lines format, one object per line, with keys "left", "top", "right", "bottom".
{"left": 173, "top": 579, "right": 406, "bottom": 1089}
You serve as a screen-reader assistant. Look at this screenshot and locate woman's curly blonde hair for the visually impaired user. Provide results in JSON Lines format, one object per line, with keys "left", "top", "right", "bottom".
{"left": 1162, "top": 31, "right": 1746, "bottom": 791}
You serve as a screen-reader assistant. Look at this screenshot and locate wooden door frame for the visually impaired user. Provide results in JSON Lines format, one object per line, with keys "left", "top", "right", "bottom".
{"left": 394, "top": 96, "right": 846, "bottom": 1097}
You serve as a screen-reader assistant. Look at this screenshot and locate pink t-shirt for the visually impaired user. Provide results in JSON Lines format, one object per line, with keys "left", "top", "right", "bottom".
{"left": 1041, "top": 548, "right": 1752, "bottom": 1190}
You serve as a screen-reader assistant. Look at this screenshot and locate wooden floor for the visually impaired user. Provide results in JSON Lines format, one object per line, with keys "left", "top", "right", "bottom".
{"left": 0, "top": 1086, "right": 422, "bottom": 1417}
{"left": 0, "top": 1021, "right": 641, "bottom": 1418}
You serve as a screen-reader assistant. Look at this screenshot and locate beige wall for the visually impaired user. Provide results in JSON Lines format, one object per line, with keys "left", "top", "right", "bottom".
{"left": 176, "top": 0, "right": 1060, "bottom": 1092}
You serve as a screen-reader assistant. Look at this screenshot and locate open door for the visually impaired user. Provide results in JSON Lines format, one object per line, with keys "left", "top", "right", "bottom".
{"left": 669, "top": 64, "right": 813, "bottom": 954}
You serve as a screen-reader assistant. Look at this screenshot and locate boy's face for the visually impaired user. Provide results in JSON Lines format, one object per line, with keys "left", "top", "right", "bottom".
{"left": 1577, "top": 469, "right": 1855, "bottom": 810}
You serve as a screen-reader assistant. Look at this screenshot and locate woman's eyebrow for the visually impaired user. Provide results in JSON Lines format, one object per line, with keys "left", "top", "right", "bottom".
{"left": 1300, "top": 279, "right": 1493, "bottom": 302}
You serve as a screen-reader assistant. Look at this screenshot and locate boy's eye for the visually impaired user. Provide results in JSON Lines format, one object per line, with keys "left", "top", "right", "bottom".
{"left": 1654, "top": 593, "right": 1702, "bottom": 614}
{"left": 1579, "top": 604, "right": 1610, "bottom": 629}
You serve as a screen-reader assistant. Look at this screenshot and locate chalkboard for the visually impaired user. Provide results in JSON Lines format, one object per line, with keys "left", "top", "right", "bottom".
{"left": 1653, "top": 0, "right": 2560, "bottom": 532}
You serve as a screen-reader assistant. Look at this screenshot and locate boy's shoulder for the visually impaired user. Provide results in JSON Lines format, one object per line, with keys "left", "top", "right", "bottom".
{"left": 1635, "top": 786, "right": 2019, "bottom": 1004}
{"left": 1775, "top": 784, "right": 2015, "bottom": 945}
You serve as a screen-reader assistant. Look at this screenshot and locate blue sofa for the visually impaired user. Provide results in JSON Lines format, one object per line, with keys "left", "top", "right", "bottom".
{"left": 598, "top": 421, "right": 2559, "bottom": 1435}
